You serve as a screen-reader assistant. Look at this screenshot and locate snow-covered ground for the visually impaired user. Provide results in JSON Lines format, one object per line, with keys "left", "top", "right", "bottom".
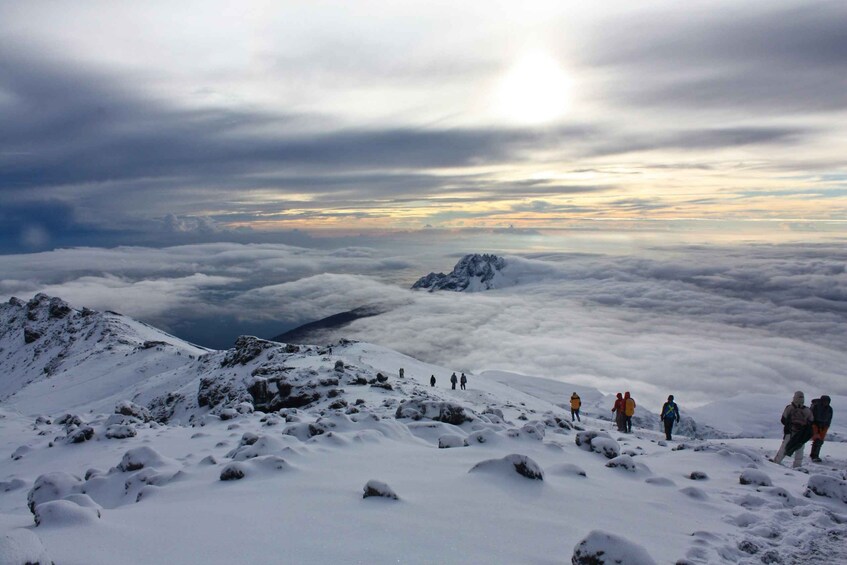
{"left": 1, "top": 296, "right": 846, "bottom": 564}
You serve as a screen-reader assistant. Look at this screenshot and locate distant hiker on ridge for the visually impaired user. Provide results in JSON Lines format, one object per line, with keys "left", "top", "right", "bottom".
{"left": 810, "top": 395, "right": 833, "bottom": 463}
{"left": 460, "top": 372, "right": 467, "bottom": 390}
{"left": 660, "top": 395, "right": 680, "bottom": 441}
{"left": 772, "top": 391, "right": 813, "bottom": 468}
{"left": 612, "top": 393, "right": 625, "bottom": 432}
{"left": 450, "top": 372, "right": 458, "bottom": 390}
{"left": 570, "top": 392, "right": 581, "bottom": 422}
{"left": 430, "top": 375, "right": 436, "bottom": 387}
{"left": 624, "top": 391, "right": 636, "bottom": 433}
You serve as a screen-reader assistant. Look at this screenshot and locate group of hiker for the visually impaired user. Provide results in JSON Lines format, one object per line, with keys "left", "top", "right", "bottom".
{"left": 610, "top": 392, "right": 638, "bottom": 434}
{"left": 772, "top": 392, "right": 834, "bottom": 467}
{"left": 430, "top": 372, "right": 467, "bottom": 390}
{"left": 572, "top": 388, "right": 834, "bottom": 465}
{"left": 569, "top": 391, "right": 682, "bottom": 441}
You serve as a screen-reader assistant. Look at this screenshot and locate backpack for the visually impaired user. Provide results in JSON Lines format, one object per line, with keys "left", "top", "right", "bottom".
{"left": 662, "top": 402, "right": 677, "bottom": 420}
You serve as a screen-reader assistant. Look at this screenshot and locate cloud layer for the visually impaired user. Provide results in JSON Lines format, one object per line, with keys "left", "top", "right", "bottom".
{"left": 1, "top": 239, "right": 844, "bottom": 409}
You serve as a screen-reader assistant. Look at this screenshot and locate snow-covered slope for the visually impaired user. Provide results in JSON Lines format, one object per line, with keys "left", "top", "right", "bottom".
{"left": 1, "top": 296, "right": 846, "bottom": 564}
{"left": 0, "top": 294, "right": 208, "bottom": 414}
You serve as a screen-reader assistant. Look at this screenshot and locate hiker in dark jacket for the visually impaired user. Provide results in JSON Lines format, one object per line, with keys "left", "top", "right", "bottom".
{"left": 810, "top": 395, "right": 833, "bottom": 462}
{"left": 460, "top": 373, "right": 467, "bottom": 390}
{"left": 450, "top": 372, "right": 458, "bottom": 390}
{"left": 430, "top": 375, "right": 436, "bottom": 387}
{"left": 772, "top": 391, "right": 813, "bottom": 468}
{"left": 660, "top": 395, "right": 680, "bottom": 440}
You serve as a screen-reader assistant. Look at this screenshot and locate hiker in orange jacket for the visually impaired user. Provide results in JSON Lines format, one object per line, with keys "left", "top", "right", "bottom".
{"left": 570, "top": 393, "right": 581, "bottom": 422}
{"left": 624, "top": 391, "right": 636, "bottom": 433}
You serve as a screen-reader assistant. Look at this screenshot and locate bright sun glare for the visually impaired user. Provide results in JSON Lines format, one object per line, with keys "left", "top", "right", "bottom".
{"left": 495, "top": 52, "right": 572, "bottom": 125}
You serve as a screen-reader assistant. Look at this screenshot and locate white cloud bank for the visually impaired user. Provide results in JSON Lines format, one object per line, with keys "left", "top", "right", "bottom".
{"left": 0, "top": 240, "right": 844, "bottom": 410}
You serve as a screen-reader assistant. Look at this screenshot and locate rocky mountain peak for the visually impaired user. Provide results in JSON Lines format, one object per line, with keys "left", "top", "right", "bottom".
{"left": 411, "top": 253, "right": 507, "bottom": 292}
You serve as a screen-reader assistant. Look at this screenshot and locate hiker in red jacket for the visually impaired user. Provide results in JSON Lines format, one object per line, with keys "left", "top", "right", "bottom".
{"left": 611, "top": 393, "right": 625, "bottom": 432}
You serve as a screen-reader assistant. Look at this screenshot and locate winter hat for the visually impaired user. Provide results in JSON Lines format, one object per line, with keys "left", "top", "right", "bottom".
{"left": 616, "top": 392, "right": 622, "bottom": 398}
{"left": 792, "top": 391, "right": 805, "bottom": 406}
{"left": 668, "top": 395, "right": 674, "bottom": 401}
{"left": 821, "top": 395, "right": 831, "bottom": 405}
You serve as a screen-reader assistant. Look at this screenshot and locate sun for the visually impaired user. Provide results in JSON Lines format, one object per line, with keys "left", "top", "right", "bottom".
{"left": 494, "top": 51, "right": 572, "bottom": 125}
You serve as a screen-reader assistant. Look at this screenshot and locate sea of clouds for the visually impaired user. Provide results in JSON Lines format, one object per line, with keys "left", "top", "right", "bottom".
{"left": 1, "top": 238, "right": 845, "bottom": 410}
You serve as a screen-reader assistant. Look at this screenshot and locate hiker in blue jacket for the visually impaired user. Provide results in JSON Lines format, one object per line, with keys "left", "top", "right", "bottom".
{"left": 660, "top": 395, "right": 680, "bottom": 440}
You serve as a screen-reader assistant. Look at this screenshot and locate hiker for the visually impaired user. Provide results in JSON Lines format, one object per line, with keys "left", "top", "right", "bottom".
{"left": 570, "top": 393, "right": 581, "bottom": 422}
{"left": 460, "top": 373, "right": 467, "bottom": 390}
{"left": 612, "top": 393, "right": 625, "bottom": 432}
{"left": 430, "top": 375, "right": 436, "bottom": 387}
{"left": 810, "top": 395, "right": 833, "bottom": 463}
{"left": 624, "top": 391, "right": 636, "bottom": 433}
{"left": 772, "top": 391, "right": 813, "bottom": 468}
{"left": 450, "top": 372, "right": 458, "bottom": 390}
{"left": 660, "top": 395, "right": 680, "bottom": 441}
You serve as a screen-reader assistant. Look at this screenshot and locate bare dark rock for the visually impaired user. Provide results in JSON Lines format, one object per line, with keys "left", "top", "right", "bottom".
{"left": 66, "top": 426, "right": 94, "bottom": 444}
{"left": 221, "top": 336, "right": 276, "bottom": 367}
{"left": 24, "top": 326, "right": 42, "bottom": 344}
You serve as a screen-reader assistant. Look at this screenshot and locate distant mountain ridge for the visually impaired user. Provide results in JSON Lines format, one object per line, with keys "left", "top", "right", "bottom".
{"left": 412, "top": 253, "right": 507, "bottom": 292}
{"left": 271, "top": 305, "right": 385, "bottom": 344}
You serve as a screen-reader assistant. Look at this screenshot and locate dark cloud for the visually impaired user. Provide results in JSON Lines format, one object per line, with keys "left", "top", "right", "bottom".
{"left": 585, "top": 2, "right": 847, "bottom": 113}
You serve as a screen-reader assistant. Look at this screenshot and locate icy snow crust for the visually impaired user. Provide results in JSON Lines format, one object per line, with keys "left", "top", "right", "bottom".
{"left": 1, "top": 296, "right": 847, "bottom": 564}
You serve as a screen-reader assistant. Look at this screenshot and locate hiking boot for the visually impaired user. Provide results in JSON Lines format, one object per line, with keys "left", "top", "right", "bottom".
{"left": 812, "top": 457, "right": 822, "bottom": 463}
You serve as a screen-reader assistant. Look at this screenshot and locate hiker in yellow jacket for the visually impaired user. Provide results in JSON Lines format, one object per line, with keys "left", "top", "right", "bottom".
{"left": 570, "top": 393, "right": 581, "bottom": 422}
{"left": 623, "top": 391, "right": 636, "bottom": 433}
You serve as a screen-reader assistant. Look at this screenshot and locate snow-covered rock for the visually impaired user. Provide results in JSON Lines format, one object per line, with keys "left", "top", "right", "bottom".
{"left": 362, "top": 479, "right": 398, "bottom": 500}
{"left": 34, "top": 499, "right": 101, "bottom": 527}
{"left": 805, "top": 475, "right": 847, "bottom": 503}
{"left": 572, "top": 530, "right": 657, "bottom": 565}
{"left": 411, "top": 253, "right": 507, "bottom": 292}
{"left": 739, "top": 469, "right": 773, "bottom": 487}
{"left": 395, "top": 400, "right": 473, "bottom": 425}
{"left": 27, "top": 472, "right": 83, "bottom": 514}
{"left": 469, "top": 454, "right": 544, "bottom": 481}
{"left": 0, "top": 529, "right": 53, "bottom": 564}
{"left": 438, "top": 434, "right": 468, "bottom": 448}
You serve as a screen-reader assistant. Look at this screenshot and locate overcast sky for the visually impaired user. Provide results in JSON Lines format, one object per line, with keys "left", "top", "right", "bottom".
{"left": 2, "top": 1, "right": 847, "bottom": 252}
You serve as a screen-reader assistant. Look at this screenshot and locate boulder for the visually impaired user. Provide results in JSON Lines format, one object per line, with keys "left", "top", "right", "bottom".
{"left": 805, "top": 475, "right": 847, "bottom": 503}
{"left": 469, "top": 454, "right": 544, "bottom": 481}
{"left": 220, "top": 463, "right": 246, "bottom": 481}
{"left": 0, "top": 528, "right": 53, "bottom": 565}
{"left": 27, "top": 472, "right": 83, "bottom": 514}
{"left": 739, "top": 469, "right": 773, "bottom": 487}
{"left": 115, "top": 400, "right": 152, "bottom": 422}
{"left": 362, "top": 480, "right": 398, "bottom": 500}
{"left": 395, "top": 400, "right": 473, "bottom": 425}
{"left": 572, "top": 530, "right": 657, "bottom": 565}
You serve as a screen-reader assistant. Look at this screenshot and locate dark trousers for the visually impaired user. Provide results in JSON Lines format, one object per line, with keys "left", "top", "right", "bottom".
{"left": 663, "top": 419, "right": 675, "bottom": 440}
{"left": 811, "top": 439, "right": 824, "bottom": 459}
{"left": 571, "top": 408, "right": 580, "bottom": 422}
{"left": 451, "top": 383, "right": 456, "bottom": 389}
{"left": 460, "top": 383, "right": 465, "bottom": 390}
{"left": 625, "top": 416, "right": 632, "bottom": 433}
